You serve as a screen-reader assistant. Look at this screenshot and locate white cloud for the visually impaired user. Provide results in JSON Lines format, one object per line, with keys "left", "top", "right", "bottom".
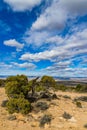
{"left": 4, "top": 39, "right": 24, "bottom": 51}
{"left": 44, "top": 66, "right": 87, "bottom": 77}
{"left": 13, "top": 62, "right": 36, "bottom": 69}
{"left": 0, "top": 62, "right": 12, "bottom": 69}
{"left": 24, "top": 31, "right": 51, "bottom": 47}
{"left": 60, "top": 0, "right": 87, "bottom": 16}
{"left": 31, "top": 0, "right": 87, "bottom": 31}
{"left": 21, "top": 28, "right": 87, "bottom": 62}
{"left": 31, "top": 0, "right": 67, "bottom": 31}
{"left": 20, "top": 49, "right": 58, "bottom": 62}
{"left": 4, "top": 0, "right": 42, "bottom": 11}
{"left": 24, "top": 0, "right": 87, "bottom": 48}
{"left": 46, "top": 35, "right": 65, "bottom": 45}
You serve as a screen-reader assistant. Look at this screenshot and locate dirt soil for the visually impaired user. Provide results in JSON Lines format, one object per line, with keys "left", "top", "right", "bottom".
{"left": 0, "top": 87, "right": 87, "bottom": 130}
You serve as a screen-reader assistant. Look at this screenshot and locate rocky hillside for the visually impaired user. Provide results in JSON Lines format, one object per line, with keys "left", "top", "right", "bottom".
{"left": 0, "top": 87, "right": 87, "bottom": 130}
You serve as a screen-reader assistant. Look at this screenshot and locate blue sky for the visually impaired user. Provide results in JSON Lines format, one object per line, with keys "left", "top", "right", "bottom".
{"left": 0, "top": 0, "right": 87, "bottom": 77}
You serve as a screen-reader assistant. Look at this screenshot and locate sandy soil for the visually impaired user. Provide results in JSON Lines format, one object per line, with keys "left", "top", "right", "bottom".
{"left": 0, "top": 87, "right": 87, "bottom": 130}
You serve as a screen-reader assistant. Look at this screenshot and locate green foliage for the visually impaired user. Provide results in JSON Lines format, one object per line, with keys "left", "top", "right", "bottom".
{"left": 6, "top": 75, "right": 28, "bottom": 87}
{"left": 5, "top": 75, "right": 30, "bottom": 98}
{"left": 1, "top": 100, "right": 8, "bottom": 107}
{"left": 41, "top": 75, "right": 56, "bottom": 88}
{"left": 35, "top": 85, "right": 45, "bottom": 92}
{"left": 76, "top": 84, "right": 83, "bottom": 92}
{"left": 6, "top": 98, "right": 19, "bottom": 114}
{"left": 75, "top": 84, "right": 87, "bottom": 92}
{"left": 5, "top": 81, "right": 21, "bottom": 97}
{"left": 5, "top": 75, "right": 32, "bottom": 115}
{"left": 6, "top": 98, "right": 31, "bottom": 114}
{"left": 55, "top": 84, "right": 67, "bottom": 91}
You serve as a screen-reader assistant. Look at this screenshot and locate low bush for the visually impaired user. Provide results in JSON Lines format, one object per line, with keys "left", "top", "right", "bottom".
{"left": 55, "top": 84, "right": 67, "bottom": 91}
{"left": 1, "top": 100, "right": 8, "bottom": 107}
{"left": 35, "top": 85, "right": 45, "bottom": 92}
{"left": 36, "top": 102, "right": 49, "bottom": 110}
{"left": 40, "top": 114, "right": 52, "bottom": 127}
{"left": 75, "top": 84, "right": 87, "bottom": 92}
{"left": 6, "top": 98, "right": 31, "bottom": 114}
{"left": 76, "top": 101, "right": 82, "bottom": 108}
{"left": 62, "top": 112, "right": 72, "bottom": 119}
{"left": 74, "top": 96, "right": 87, "bottom": 102}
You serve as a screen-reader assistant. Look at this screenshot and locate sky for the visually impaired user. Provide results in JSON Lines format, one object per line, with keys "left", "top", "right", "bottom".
{"left": 0, "top": 0, "right": 87, "bottom": 77}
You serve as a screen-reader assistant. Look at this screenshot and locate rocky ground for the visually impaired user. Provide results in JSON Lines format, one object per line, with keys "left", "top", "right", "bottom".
{"left": 0, "top": 87, "right": 87, "bottom": 130}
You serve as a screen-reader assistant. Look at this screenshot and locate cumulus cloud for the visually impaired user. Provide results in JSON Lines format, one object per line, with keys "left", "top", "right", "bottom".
{"left": 44, "top": 66, "right": 87, "bottom": 77}
{"left": 4, "top": 0, "right": 42, "bottom": 11}
{"left": 4, "top": 39, "right": 24, "bottom": 51}
{"left": 24, "top": 31, "right": 51, "bottom": 47}
{"left": 31, "top": 0, "right": 67, "bottom": 31}
{"left": 13, "top": 62, "right": 36, "bottom": 69}
{"left": 24, "top": 0, "right": 87, "bottom": 48}
{"left": 59, "top": 0, "right": 87, "bottom": 16}
{"left": 21, "top": 28, "right": 87, "bottom": 62}
{"left": 0, "top": 62, "right": 12, "bottom": 69}
{"left": 31, "top": 0, "right": 87, "bottom": 31}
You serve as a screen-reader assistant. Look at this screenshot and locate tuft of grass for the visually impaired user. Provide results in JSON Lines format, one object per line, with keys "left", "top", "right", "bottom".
{"left": 36, "top": 102, "right": 49, "bottom": 110}
{"left": 62, "top": 112, "right": 72, "bottom": 119}
{"left": 76, "top": 101, "right": 82, "bottom": 108}
{"left": 40, "top": 114, "right": 52, "bottom": 127}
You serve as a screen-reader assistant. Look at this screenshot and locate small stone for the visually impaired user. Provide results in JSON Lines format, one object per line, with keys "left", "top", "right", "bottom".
{"left": 68, "top": 117, "right": 77, "bottom": 123}
{"left": 59, "top": 117, "right": 66, "bottom": 122}
{"left": 31, "top": 122, "right": 39, "bottom": 127}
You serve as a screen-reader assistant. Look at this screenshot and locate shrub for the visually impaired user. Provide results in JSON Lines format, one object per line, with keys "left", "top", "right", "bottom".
{"left": 74, "top": 96, "right": 87, "bottom": 102}
{"left": 40, "top": 114, "right": 52, "bottom": 127}
{"left": 5, "top": 81, "right": 21, "bottom": 97}
{"left": 41, "top": 75, "right": 56, "bottom": 88}
{"left": 55, "top": 84, "right": 67, "bottom": 91}
{"left": 62, "top": 112, "right": 72, "bottom": 119}
{"left": 17, "top": 98, "right": 31, "bottom": 114}
{"left": 75, "top": 84, "right": 82, "bottom": 91}
{"left": 51, "top": 94, "right": 58, "bottom": 99}
{"left": 76, "top": 101, "right": 82, "bottom": 108}
{"left": 5, "top": 80, "right": 31, "bottom": 98}
{"left": 6, "top": 75, "right": 28, "bottom": 86}
{"left": 1, "top": 100, "right": 8, "bottom": 107}
{"left": 35, "top": 85, "right": 45, "bottom": 92}
{"left": 6, "top": 98, "right": 31, "bottom": 114}
{"left": 6, "top": 98, "right": 19, "bottom": 114}
{"left": 36, "top": 102, "right": 49, "bottom": 110}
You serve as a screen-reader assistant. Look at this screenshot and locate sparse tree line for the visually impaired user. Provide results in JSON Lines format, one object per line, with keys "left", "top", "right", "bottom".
{"left": 0, "top": 75, "right": 87, "bottom": 114}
